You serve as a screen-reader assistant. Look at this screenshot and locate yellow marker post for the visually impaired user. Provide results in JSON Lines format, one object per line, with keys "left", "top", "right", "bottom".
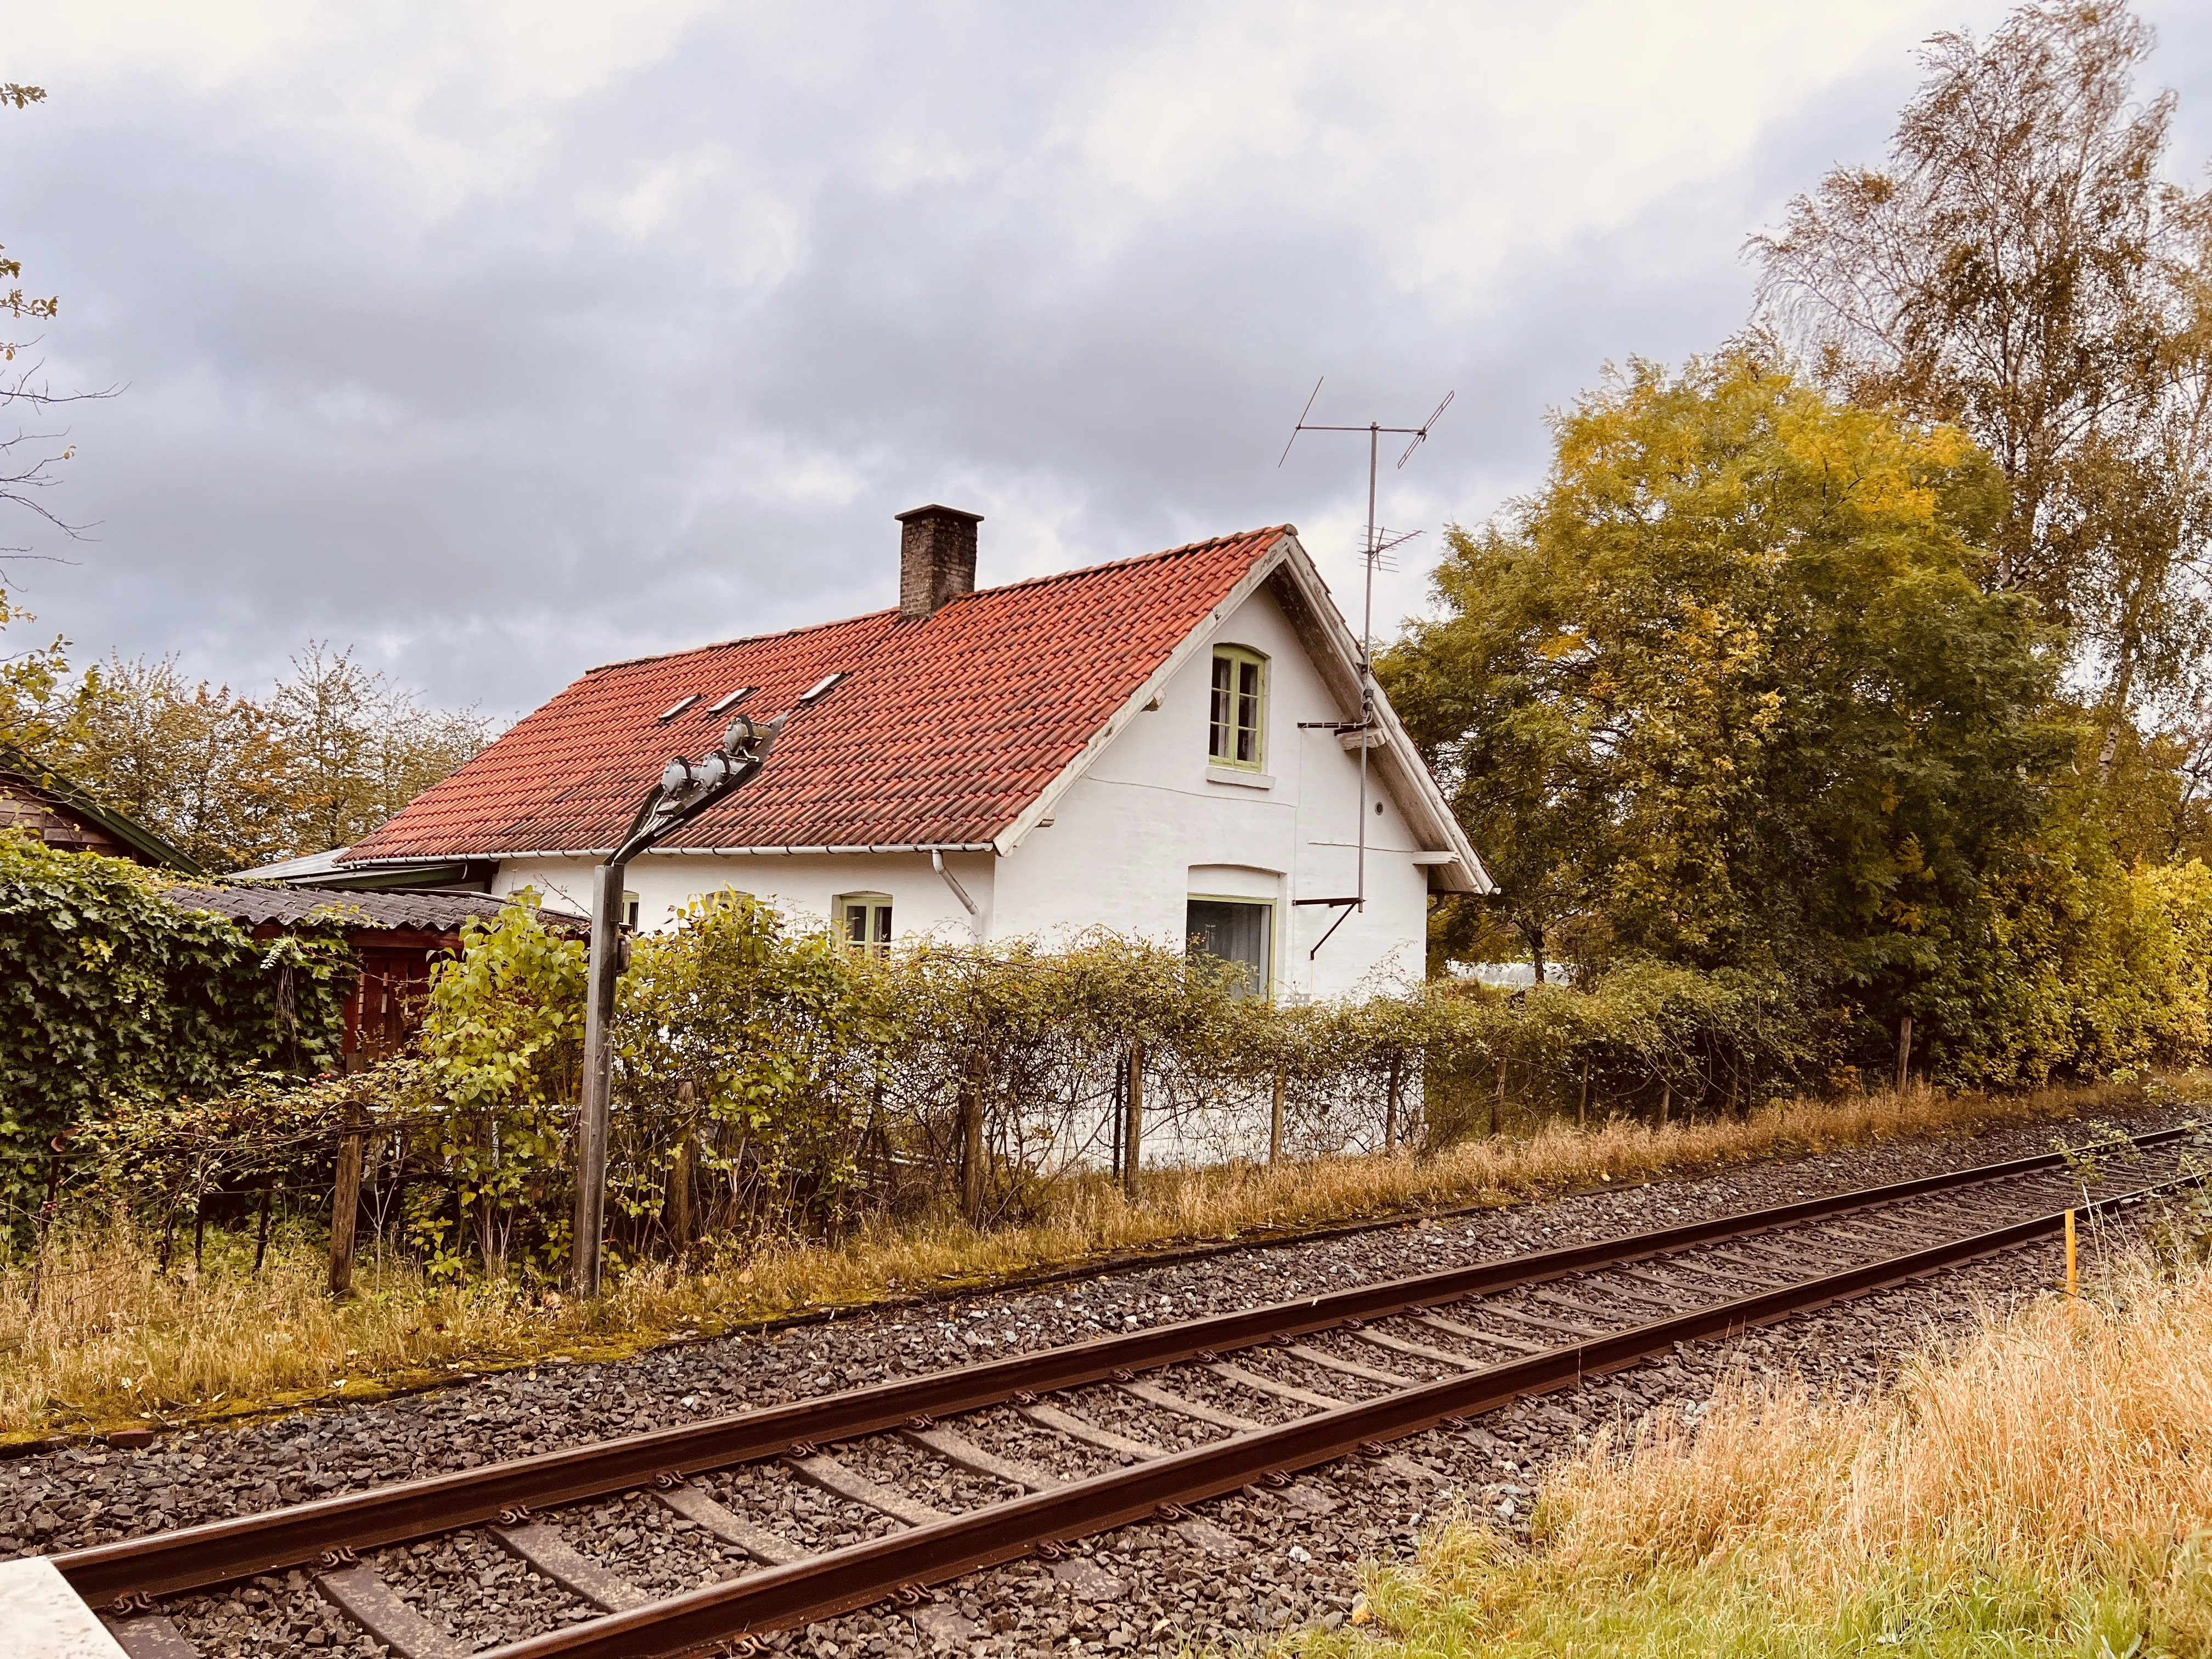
{"left": 2064, "top": 1207, "right": 2078, "bottom": 1298}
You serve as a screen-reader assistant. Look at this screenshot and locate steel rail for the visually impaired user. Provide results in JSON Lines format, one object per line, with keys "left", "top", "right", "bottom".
{"left": 54, "top": 1125, "right": 2190, "bottom": 1607}
{"left": 478, "top": 1174, "right": 2186, "bottom": 1659}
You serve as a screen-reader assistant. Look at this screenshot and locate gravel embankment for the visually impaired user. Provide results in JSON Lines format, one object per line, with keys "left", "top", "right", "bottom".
{"left": 3, "top": 1103, "right": 2190, "bottom": 1657}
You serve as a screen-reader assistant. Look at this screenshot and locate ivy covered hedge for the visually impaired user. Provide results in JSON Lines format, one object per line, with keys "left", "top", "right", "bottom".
{"left": 0, "top": 833, "right": 353, "bottom": 1229}
{"left": 62, "top": 894, "right": 1849, "bottom": 1282}
{"left": 27, "top": 863, "right": 2212, "bottom": 1285}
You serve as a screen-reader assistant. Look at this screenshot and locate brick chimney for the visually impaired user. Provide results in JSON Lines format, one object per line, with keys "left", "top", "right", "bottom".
{"left": 896, "top": 504, "right": 983, "bottom": 620}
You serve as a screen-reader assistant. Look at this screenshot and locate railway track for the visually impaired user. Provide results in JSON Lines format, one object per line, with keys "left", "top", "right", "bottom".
{"left": 59, "top": 1125, "right": 2204, "bottom": 1658}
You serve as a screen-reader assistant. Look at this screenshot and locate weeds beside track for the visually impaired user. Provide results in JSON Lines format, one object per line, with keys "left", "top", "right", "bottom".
{"left": 0, "top": 1076, "right": 2173, "bottom": 1443}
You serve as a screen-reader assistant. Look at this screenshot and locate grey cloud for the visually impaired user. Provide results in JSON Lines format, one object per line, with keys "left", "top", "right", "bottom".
{"left": 6, "top": 3, "right": 2205, "bottom": 720}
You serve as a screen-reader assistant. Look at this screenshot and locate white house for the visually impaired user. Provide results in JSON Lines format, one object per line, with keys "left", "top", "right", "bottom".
{"left": 337, "top": 507, "right": 1487, "bottom": 1000}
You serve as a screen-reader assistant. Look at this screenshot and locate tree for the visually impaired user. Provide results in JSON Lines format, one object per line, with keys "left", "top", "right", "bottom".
{"left": 55, "top": 655, "right": 296, "bottom": 871}
{"left": 48, "top": 646, "right": 494, "bottom": 871}
{"left": 1382, "top": 353, "right": 2066, "bottom": 1039}
{"left": 1751, "top": 1, "right": 2212, "bottom": 746}
{"left": 0, "top": 83, "right": 98, "bottom": 761}
{"left": 269, "top": 644, "right": 492, "bottom": 855}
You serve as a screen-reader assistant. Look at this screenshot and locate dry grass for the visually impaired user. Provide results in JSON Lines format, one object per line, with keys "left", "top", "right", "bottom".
{"left": 0, "top": 1076, "right": 2181, "bottom": 1443}
{"left": 1286, "top": 1248, "right": 2212, "bottom": 1657}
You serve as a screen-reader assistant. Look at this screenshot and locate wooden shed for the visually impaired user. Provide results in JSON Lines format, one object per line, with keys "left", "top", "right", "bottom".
{"left": 0, "top": 747, "right": 204, "bottom": 873}
{"left": 160, "top": 887, "right": 580, "bottom": 1069}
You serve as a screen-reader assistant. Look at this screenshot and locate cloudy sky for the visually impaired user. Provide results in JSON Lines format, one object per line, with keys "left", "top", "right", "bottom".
{"left": 5, "top": 1, "right": 2211, "bottom": 721}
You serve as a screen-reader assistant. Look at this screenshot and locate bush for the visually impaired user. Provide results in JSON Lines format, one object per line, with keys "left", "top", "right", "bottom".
{"left": 0, "top": 833, "right": 351, "bottom": 1235}
{"left": 363, "top": 893, "right": 1850, "bottom": 1280}
{"left": 1914, "top": 850, "right": 2212, "bottom": 1091}
{"left": 43, "top": 865, "right": 2212, "bottom": 1286}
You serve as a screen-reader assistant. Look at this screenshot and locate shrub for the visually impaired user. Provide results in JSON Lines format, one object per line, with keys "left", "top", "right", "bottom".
{"left": 0, "top": 833, "right": 351, "bottom": 1235}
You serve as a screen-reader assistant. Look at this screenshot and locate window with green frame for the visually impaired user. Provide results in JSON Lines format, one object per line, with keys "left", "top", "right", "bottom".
{"left": 836, "top": 894, "right": 893, "bottom": 958}
{"left": 1209, "top": 646, "right": 1266, "bottom": 770}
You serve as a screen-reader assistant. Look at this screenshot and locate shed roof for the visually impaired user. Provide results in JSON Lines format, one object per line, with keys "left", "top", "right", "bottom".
{"left": 0, "top": 747, "right": 206, "bottom": 874}
{"left": 161, "top": 885, "right": 572, "bottom": 935}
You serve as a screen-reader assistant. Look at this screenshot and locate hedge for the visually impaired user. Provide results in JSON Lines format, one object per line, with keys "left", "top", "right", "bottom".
{"left": 0, "top": 833, "right": 351, "bottom": 1233}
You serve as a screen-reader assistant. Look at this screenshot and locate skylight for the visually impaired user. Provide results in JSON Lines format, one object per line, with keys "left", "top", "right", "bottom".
{"left": 797, "top": 672, "right": 847, "bottom": 704}
{"left": 656, "top": 694, "right": 701, "bottom": 722}
{"left": 707, "top": 686, "right": 755, "bottom": 714}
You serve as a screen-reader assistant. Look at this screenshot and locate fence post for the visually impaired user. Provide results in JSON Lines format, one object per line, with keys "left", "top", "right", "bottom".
{"left": 1384, "top": 1050, "right": 1402, "bottom": 1154}
{"left": 328, "top": 1102, "right": 366, "bottom": 1296}
{"left": 1895, "top": 1015, "right": 1913, "bottom": 1091}
{"left": 960, "top": 1052, "right": 986, "bottom": 1224}
{"left": 669, "top": 1079, "right": 697, "bottom": 1255}
{"left": 1109, "top": 1059, "right": 1124, "bottom": 1182}
{"left": 1578, "top": 1060, "right": 1590, "bottom": 1130}
{"left": 252, "top": 1181, "right": 274, "bottom": 1276}
{"left": 27, "top": 1137, "right": 64, "bottom": 1316}
{"left": 1491, "top": 1055, "right": 1505, "bottom": 1137}
{"left": 1268, "top": 1066, "right": 1286, "bottom": 1166}
{"left": 1122, "top": 1039, "right": 1145, "bottom": 1200}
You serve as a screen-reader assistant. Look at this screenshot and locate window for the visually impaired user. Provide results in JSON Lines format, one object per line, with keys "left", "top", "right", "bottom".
{"left": 799, "top": 672, "right": 848, "bottom": 704}
{"left": 1186, "top": 898, "right": 1272, "bottom": 998}
{"left": 837, "top": 894, "right": 893, "bottom": 958}
{"left": 707, "top": 686, "right": 755, "bottom": 714}
{"left": 622, "top": 890, "right": 641, "bottom": 929}
{"left": 1208, "top": 647, "right": 1266, "bottom": 770}
{"left": 656, "top": 694, "right": 701, "bottom": 722}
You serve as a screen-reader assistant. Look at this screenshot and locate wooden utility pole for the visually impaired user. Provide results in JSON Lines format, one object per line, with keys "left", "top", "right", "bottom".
{"left": 573, "top": 860, "right": 627, "bottom": 1299}
{"left": 1268, "top": 1066, "right": 1286, "bottom": 1165}
{"left": 328, "top": 1103, "right": 366, "bottom": 1296}
{"left": 1109, "top": 1060, "right": 1124, "bottom": 1181}
{"left": 1895, "top": 1015, "right": 1914, "bottom": 1092}
{"left": 1121, "top": 1039, "right": 1146, "bottom": 1199}
{"left": 573, "top": 713, "right": 786, "bottom": 1299}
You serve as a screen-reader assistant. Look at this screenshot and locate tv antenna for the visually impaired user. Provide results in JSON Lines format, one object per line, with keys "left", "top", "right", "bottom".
{"left": 1277, "top": 377, "right": 1453, "bottom": 958}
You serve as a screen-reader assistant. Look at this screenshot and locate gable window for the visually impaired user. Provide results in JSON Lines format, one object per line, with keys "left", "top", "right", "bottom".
{"left": 1186, "top": 897, "right": 1272, "bottom": 998}
{"left": 1209, "top": 647, "right": 1266, "bottom": 770}
{"left": 837, "top": 893, "right": 893, "bottom": 958}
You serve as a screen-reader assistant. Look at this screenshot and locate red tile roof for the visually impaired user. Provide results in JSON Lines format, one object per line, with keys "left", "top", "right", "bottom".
{"left": 344, "top": 527, "right": 1292, "bottom": 862}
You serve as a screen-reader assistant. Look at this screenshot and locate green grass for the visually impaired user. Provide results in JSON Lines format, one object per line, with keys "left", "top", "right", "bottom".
{"left": 1289, "top": 1532, "right": 2185, "bottom": 1657}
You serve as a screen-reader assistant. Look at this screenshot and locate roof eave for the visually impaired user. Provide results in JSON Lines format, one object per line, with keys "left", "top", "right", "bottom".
{"left": 1258, "top": 539, "right": 1491, "bottom": 892}
{"left": 0, "top": 746, "right": 208, "bottom": 876}
{"left": 341, "top": 842, "right": 1000, "bottom": 865}
{"left": 991, "top": 532, "right": 1307, "bottom": 856}
{"left": 990, "top": 533, "right": 1491, "bottom": 893}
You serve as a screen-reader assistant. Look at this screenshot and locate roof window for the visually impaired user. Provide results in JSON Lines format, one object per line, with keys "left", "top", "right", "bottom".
{"left": 707, "top": 686, "right": 755, "bottom": 714}
{"left": 656, "top": 694, "right": 701, "bottom": 723}
{"left": 797, "top": 672, "right": 847, "bottom": 704}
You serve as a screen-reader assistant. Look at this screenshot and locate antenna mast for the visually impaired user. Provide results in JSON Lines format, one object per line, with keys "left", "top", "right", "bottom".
{"left": 1278, "top": 379, "right": 1453, "bottom": 960}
